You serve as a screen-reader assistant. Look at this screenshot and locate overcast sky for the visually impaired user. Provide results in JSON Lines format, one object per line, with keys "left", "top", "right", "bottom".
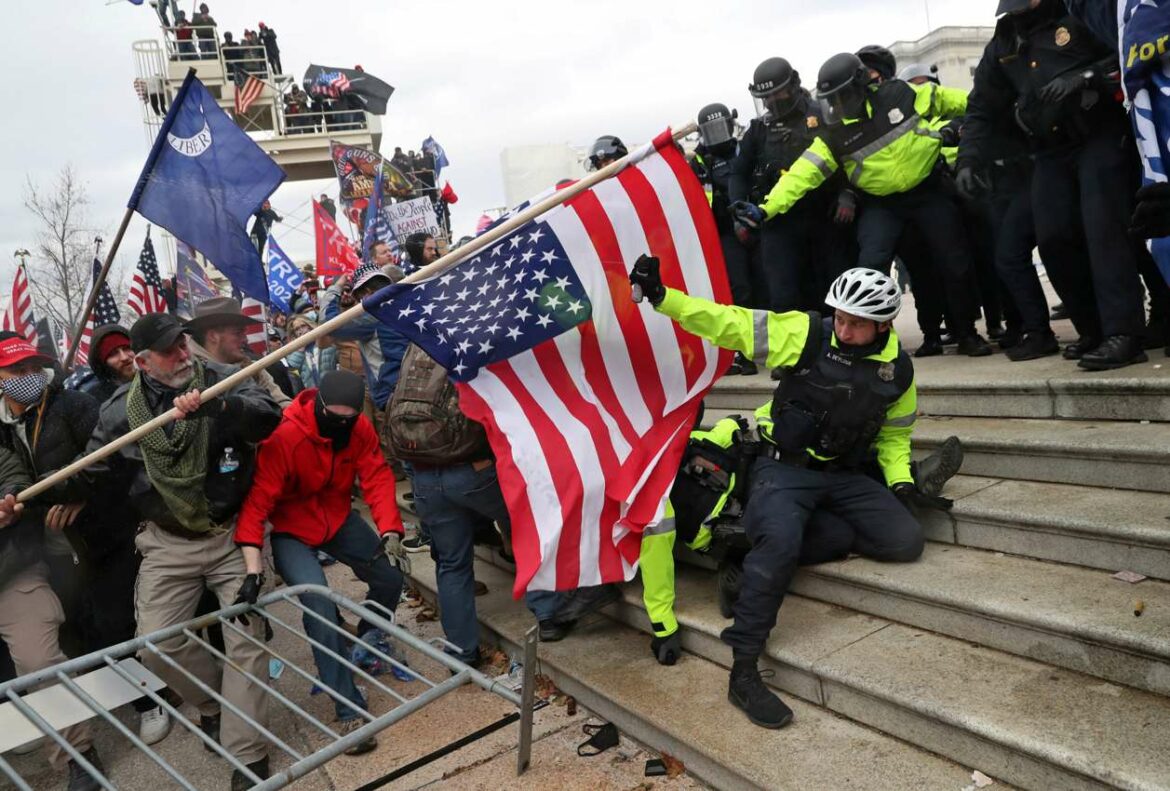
{"left": 1, "top": 0, "right": 995, "bottom": 293}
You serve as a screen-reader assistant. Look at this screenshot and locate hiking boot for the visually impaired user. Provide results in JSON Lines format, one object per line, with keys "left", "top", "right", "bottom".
{"left": 1078, "top": 335, "right": 1149, "bottom": 371}
{"left": 716, "top": 557, "right": 743, "bottom": 619}
{"left": 1062, "top": 336, "right": 1100, "bottom": 360}
{"left": 230, "top": 756, "right": 270, "bottom": 791}
{"left": 956, "top": 333, "right": 993, "bottom": 357}
{"left": 66, "top": 747, "right": 103, "bottom": 791}
{"left": 914, "top": 436, "right": 964, "bottom": 498}
{"left": 139, "top": 705, "right": 172, "bottom": 746}
{"left": 402, "top": 533, "right": 431, "bottom": 553}
{"left": 539, "top": 619, "right": 573, "bottom": 642}
{"left": 200, "top": 712, "right": 221, "bottom": 752}
{"left": 338, "top": 718, "right": 378, "bottom": 756}
{"left": 914, "top": 335, "right": 944, "bottom": 358}
{"left": 727, "top": 660, "right": 793, "bottom": 729}
{"left": 1006, "top": 330, "right": 1059, "bottom": 362}
{"left": 552, "top": 584, "right": 620, "bottom": 624}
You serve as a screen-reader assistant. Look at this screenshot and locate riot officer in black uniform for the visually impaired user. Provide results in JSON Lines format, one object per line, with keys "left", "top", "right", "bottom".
{"left": 958, "top": 0, "right": 1149, "bottom": 370}
{"left": 692, "top": 103, "right": 761, "bottom": 374}
{"left": 586, "top": 135, "right": 628, "bottom": 171}
{"left": 729, "top": 57, "right": 854, "bottom": 321}
{"left": 856, "top": 44, "right": 898, "bottom": 84}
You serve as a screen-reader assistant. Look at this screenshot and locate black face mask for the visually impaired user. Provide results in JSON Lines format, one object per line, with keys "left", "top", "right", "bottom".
{"left": 315, "top": 396, "right": 359, "bottom": 451}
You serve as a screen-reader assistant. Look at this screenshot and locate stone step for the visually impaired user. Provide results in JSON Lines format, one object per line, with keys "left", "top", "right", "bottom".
{"left": 707, "top": 353, "right": 1170, "bottom": 422}
{"left": 923, "top": 475, "right": 1170, "bottom": 581}
{"left": 406, "top": 557, "right": 981, "bottom": 791}
{"left": 457, "top": 553, "right": 1170, "bottom": 791}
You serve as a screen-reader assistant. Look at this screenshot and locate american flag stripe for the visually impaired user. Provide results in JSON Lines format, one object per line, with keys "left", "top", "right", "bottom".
{"left": 235, "top": 74, "right": 264, "bottom": 115}
{"left": 75, "top": 258, "right": 123, "bottom": 367}
{"left": 128, "top": 234, "right": 169, "bottom": 316}
{"left": 457, "top": 131, "right": 732, "bottom": 594}
{"left": 6, "top": 265, "right": 37, "bottom": 343}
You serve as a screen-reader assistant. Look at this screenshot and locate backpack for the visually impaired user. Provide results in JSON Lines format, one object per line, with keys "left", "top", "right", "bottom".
{"left": 385, "top": 344, "right": 490, "bottom": 465}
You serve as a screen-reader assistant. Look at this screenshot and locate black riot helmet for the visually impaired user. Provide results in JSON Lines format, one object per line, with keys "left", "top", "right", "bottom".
{"left": 816, "top": 53, "right": 873, "bottom": 125}
{"left": 587, "top": 135, "right": 628, "bottom": 171}
{"left": 697, "top": 103, "right": 738, "bottom": 150}
{"left": 856, "top": 44, "right": 897, "bottom": 82}
{"left": 749, "top": 57, "right": 802, "bottom": 118}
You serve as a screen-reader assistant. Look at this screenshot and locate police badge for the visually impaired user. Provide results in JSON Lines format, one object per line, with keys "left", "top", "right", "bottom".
{"left": 1055, "top": 27, "right": 1071, "bottom": 47}
{"left": 888, "top": 108, "right": 905, "bottom": 124}
{"left": 878, "top": 363, "right": 895, "bottom": 382}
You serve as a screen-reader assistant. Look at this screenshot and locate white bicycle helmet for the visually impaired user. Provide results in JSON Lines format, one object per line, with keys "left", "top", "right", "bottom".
{"left": 824, "top": 267, "right": 902, "bottom": 322}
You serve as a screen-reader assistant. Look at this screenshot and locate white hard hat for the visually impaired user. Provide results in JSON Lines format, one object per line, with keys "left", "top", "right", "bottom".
{"left": 825, "top": 267, "right": 902, "bottom": 322}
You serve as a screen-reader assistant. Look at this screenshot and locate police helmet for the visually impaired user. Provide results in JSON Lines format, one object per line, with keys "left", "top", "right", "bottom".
{"left": 587, "top": 135, "right": 628, "bottom": 171}
{"left": 697, "top": 103, "right": 737, "bottom": 150}
{"left": 825, "top": 267, "right": 902, "bottom": 322}
{"left": 897, "top": 62, "right": 940, "bottom": 85}
{"left": 996, "top": 0, "right": 1034, "bottom": 15}
{"left": 856, "top": 44, "right": 897, "bottom": 82}
{"left": 749, "top": 57, "right": 802, "bottom": 118}
{"left": 816, "top": 53, "right": 872, "bottom": 125}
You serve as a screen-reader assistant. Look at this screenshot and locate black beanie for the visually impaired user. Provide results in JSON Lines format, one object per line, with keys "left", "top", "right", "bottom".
{"left": 318, "top": 369, "right": 365, "bottom": 410}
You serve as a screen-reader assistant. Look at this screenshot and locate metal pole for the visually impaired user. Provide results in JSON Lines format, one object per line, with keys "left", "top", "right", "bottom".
{"left": 17, "top": 123, "right": 698, "bottom": 503}
{"left": 517, "top": 625, "right": 538, "bottom": 775}
{"left": 924, "top": 0, "right": 932, "bottom": 33}
{"left": 62, "top": 206, "right": 135, "bottom": 371}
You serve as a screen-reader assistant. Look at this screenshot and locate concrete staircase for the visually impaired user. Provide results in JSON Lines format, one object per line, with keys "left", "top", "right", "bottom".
{"left": 403, "top": 352, "right": 1170, "bottom": 791}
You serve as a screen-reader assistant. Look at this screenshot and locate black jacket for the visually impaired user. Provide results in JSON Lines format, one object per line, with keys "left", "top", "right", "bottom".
{"left": 691, "top": 142, "right": 738, "bottom": 235}
{"left": 730, "top": 91, "right": 836, "bottom": 209}
{"left": 71, "top": 361, "right": 282, "bottom": 533}
{"left": 960, "top": 0, "right": 1125, "bottom": 166}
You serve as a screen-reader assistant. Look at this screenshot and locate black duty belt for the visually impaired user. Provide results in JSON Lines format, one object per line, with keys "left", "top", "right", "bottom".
{"left": 760, "top": 444, "right": 838, "bottom": 472}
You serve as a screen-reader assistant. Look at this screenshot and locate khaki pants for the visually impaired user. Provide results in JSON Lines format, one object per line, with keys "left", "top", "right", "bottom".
{"left": 135, "top": 524, "right": 269, "bottom": 763}
{"left": 0, "top": 564, "right": 91, "bottom": 767}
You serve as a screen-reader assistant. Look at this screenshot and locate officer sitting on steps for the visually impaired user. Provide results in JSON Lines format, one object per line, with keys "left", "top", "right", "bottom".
{"left": 630, "top": 256, "right": 927, "bottom": 729}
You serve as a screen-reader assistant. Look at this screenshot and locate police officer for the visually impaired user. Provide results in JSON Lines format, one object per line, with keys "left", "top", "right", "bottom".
{"left": 729, "top": 58, "right": 854, "bottom": 324}
{"left": 856, "top": 44, "right": 898, "bottom": 83}
{"left": 586, "top": 135, "right": 628, "bottom": 171}
{"left": 958, "top": 0, "right": 1148, "bottom": 370}
{"left": 630, "top": 257, "right": 927, "bottom": 729}
{"left": 735, "top": 53, "right": 992, "bottom": 356}
{"left": 692, "top": 103, "right": 760, "bottom": 374}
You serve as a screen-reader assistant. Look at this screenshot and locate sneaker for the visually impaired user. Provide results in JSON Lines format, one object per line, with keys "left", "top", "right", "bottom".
{"left": 538, "top": 619, "right": 573, "bottom": 642}
{"left": 727, "top": 660, "right": 793, "bottom": 729}
{"left": 552, "top": 584, "right": 621, "bottom": 624}
{"left": 139, "top": 705, "right": 172, "bottom": 746}
{"left": 956, "top": 333, "right": 993, "bottom": 357}
{"left": 914, "top": 436, "right": 964, "bottom": 498}
{"left": 230, "top": 756, "right": 270, "bottom": 791}
{"left": 1006, "top": 330, "right": 1059, "bottom": 362}
{"left": 1062, "top": 335, "right": 1101, "bottom": 360}
{"left": 1078, "top": 335, "right": 1149, "bottom": 371}
{"left": 200, "top": 712, "right": 221, "bottom": 753}
{"left": 402, "top": 533, "right": 431, "bottom": 553}
{"left": 66, "top": 747, "right": 104, "bottom": 791}
{"left": 337, "top": 718, "right": 378, "bottom": 756}
{"left": 914, "top": 335, "right": 944, "bottom": 358}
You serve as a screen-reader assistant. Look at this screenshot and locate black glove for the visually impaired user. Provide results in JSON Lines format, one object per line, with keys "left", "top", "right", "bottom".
{"left": 1131, "top": 182, "right": 1170, "bottom": 239}
{"left": 954, "top": 166, "right": 989, "bottom": 200}
{"left": 731, "top": 201, "right": 765, "bottom": 230}
{"left": 651, "top": 631, "right": 682, "bottom": 666}
{"left": 231, "top": 573, "right": 264, "bottom": 626}
{"left": 893, "top": 482, "right": 953, "bottom": 512}
{"left": 1038, "top": 71, "right": 1089, "bottom": 104}
{"left": 629, "top": 254, "right": 666, "bottom": 306}
{"left": 937, "top": 121, "right": 962, "bottom": 148}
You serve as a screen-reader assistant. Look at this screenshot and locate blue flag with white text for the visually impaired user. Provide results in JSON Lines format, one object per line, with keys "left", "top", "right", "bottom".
{"left": 422, "top": 136, "right": 449, "bottom": 178}
{"left": 266, "top": 237, "right": 303, "bottom": 313}
{"left": 129, "top": 72, "right": 286, "bottom": 301}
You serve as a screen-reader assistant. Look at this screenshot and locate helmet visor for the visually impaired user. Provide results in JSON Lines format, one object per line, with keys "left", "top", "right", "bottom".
{"left": 698, "top": 115, "right": 734, "bottom": 149}
{"left": 817, "top": 83, "right": 867, "bottom": 125}
{"left": 753, "top": 87, "right": 799, "bottom": 119}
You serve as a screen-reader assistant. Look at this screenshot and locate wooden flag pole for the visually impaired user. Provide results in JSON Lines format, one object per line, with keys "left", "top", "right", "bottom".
{"left": 17, "top": 122, "right": 698, "bottom": 504}
{"left": 62, "top": 206, "right": 136, "bottom": 371}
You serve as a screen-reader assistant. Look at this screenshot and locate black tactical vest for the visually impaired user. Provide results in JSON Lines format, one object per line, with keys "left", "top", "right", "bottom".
{"left": 770, "top": 316, "right": 913, "bottom": 466}
{"left": 824, "top": 80, "right": 920, "bottom": 160}
{"left": 749, "top": 95, "right": 827, "bottom": 201}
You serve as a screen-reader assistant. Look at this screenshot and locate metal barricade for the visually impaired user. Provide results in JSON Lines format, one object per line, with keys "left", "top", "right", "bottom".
{"left": 0, "top": 585, "right": 537, "bottom": 790}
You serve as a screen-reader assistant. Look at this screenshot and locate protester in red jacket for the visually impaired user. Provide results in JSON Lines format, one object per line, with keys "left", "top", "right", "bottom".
{"left": 233, "top": 370, "right": 407, "bottom": 755}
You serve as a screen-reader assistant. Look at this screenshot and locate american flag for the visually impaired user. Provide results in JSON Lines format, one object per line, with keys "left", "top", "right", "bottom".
{"left": 366, "top": 129, "right": 732, "bottom": 594}
{"left": 240, "top": 297, "right": 267, "bottom": 356}
{"left": 234, "top": 72, "right": 264, "bottom": 115}
{"left": 74, "top": 258, "right": 123, "bottom": 366}
{"left": 127, "top": 232, "right": 169, "bottom": 316}
{"left": 2, "top": 264, "right": 37, "bottom": 343}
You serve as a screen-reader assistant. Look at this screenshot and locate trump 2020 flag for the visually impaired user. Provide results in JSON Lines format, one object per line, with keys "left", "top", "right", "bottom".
{"left": 266, "top": 236, "right": 303, "bottom": 314}
{"left": 129, "top": 71, "right": 286, "bottom": 301}
{"left": 364, "top": 129, "right": 732, "bottom": 595}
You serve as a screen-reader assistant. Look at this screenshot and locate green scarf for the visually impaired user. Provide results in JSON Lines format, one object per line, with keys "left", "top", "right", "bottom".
{"left": 126, "top": 361, "right": 214, "bottom": 533}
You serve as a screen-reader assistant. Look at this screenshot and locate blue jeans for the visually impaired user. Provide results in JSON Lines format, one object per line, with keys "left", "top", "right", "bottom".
{"left": 410, "top": 463, "right": 561, "bottom": 661}
{"left": 272, "top": 511, "right": 404, "bottom": 721}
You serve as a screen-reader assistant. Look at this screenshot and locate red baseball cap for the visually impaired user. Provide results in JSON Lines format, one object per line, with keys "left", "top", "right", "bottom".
{"left": 0, "top": 337, "right": 51, "bottom": 370}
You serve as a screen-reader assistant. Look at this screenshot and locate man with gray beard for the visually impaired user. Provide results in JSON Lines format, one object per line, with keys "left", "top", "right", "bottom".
{"left": 64, "top": 313, "right": 282, "bottom": 790}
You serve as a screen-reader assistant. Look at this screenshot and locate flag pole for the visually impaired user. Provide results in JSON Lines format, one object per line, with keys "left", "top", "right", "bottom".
{"left": 17, "top": 122, "right": 698, "bottom": 504}
{"left": 62, "top": 208, "right": 134, "bottom": 371}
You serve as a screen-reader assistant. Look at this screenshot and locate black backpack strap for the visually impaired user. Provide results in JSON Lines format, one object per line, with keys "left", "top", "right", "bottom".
{"left": 792, "top": 311, "right": 824, "bottom": 373}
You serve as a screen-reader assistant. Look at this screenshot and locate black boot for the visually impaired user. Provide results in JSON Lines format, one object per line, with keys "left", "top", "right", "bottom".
{"left": 231, "top": 756, "right": 270, "bottom": 791}
{"left": 538, "top": 619, "right": 573, "bottom": 642}
{"left": 986, "top": 322, "right": 1006, "bottom": 340}
{"left": 717, "top": 557, "right": 743, "bottom": 619}
{"left": 727, "top": 658, "right": 793, "bottom": 729}
{"left": 913, "top": 436, "right": 964, "bottom": 498}
{"left": 1062, "top": 336, "right": 1100, "bottom": 360}
{"left": 956, "top": 333, "right": 993, "bottom": 357}
{"left": 1006, "top": 330, "right": 1060, "bottom": 362}
{"left": 66, "top": 747, "right": 104, "bottom": 791}
{"left": 997, "top": 328, "right": 1021, "bottom": 350}
{"left": 914, "top": 335, "right": 944, "bottom": 358}
{"left": 1078, "top": 335, "right": 1149, "bottom": 371}
{"left": 552, "top": 584, "right": 620, "bottom": 624}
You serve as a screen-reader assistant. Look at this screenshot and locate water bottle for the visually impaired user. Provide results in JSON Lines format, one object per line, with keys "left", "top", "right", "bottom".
{"left": 218, "top": 447, "right": 240, "bottom": 474}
